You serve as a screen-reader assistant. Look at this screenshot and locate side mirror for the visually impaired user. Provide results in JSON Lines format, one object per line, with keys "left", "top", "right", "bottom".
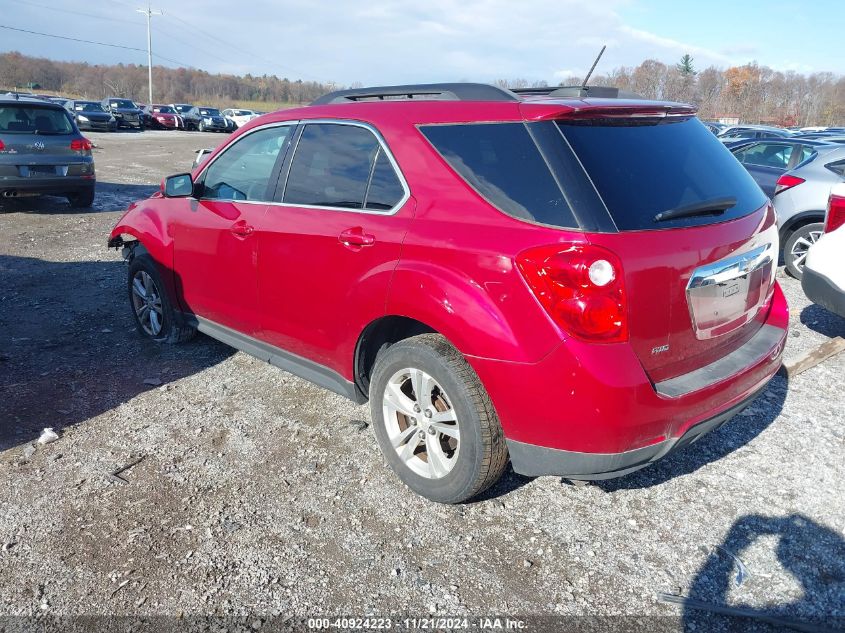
{"left": 163, "top": 173, "right": 194, "bottom": 198}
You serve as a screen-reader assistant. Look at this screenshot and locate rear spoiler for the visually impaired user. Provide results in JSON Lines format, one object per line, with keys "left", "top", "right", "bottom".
{"left": 522, "top": 101, "right": 698, "bottom": 121}
{"left": 512, "top": 85, "right": 645, "bottom": 100}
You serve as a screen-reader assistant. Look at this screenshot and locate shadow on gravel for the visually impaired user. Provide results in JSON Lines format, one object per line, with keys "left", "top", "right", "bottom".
{"left": 0, "top": 254, "right": 233, "bottom": 453}
{"left": 800, "top": 303, "right": 845, "bottom": 338}
{"left": 0, "top": 182, "right": 156, "bottom": 215}
{"left": 593, "top": 374, "right": 788, "bottom": 492}
{"left": 680, "top": 514, "right": 845, "bottom": 631}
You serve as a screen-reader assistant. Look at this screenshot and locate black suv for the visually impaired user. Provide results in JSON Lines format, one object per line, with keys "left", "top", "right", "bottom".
{"left": 101, "top": 97, "right": 144, "bottom": 131}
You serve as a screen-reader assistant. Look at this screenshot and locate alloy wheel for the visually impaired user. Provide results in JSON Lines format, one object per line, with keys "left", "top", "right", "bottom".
{"left": 790, "top": 228, "right": 823, "bottom": 271}
{"left": 131, "top": 271, "right": 164, "bottom": 336}
{"left": 382, "top": 367, "right": 461, "bottom": 479}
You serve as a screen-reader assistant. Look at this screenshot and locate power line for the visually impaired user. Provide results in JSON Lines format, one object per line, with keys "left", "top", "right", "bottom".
{"left": 0, "top": 24, "right": 191, "bottom": 68}
{"left": 14, "top": 0, "right": 143, "bottom": 26}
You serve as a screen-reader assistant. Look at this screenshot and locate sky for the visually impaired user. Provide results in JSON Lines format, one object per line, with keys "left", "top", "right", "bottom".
{"left": 2, "top": 0, "right": 843, "bottom": 85}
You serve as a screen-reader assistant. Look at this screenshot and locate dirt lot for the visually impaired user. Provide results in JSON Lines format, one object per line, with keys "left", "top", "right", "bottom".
{"left": 0, "top": 130, "right": 843, "bottom": 630}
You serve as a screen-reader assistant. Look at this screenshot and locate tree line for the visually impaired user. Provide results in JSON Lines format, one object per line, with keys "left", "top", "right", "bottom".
{"left": 2, "top": 50, "right": 843, "bottom": 125}
{"left": 0, "top": 51, "right": 336, "bottom": 106}
{"left": 503, "top": 56, "right": 844, "bottom": 126}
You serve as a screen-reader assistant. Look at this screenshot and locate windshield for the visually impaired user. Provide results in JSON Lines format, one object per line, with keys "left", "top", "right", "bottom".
{"left": 110, "top": 100, "right": 136, "bottom": 109}
{"left": 154, "top": 106, "right": 175, "bottom": 113}
{"left": 199, "top": 108, "right": 220, "bottom": 116}
{"left": 0, "top": 105, "right": 74, "bottom": 135}
{"left": 75, "top": 102, "right": 106, "bottom": 113}
{"left": 233, "top": 110, "right": 252, "bottom": 116}
{"left": 174, "top": 104, "right": 192, "bottom": 112}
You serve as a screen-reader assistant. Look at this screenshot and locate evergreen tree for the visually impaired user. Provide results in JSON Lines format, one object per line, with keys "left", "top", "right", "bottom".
{"left": 677, "top": 54, "right": 696, "bottom": 76}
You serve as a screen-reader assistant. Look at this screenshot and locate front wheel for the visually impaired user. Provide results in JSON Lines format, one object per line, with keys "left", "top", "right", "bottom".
{"left": 198, "top": 121, "right": 206, "bottom": 132}
{"left": 127, "top": 252, "right": 195, "bottom": 344}
{"left": 784, "top": 222, "right": 824, "bottom": 279}
{"left": 369, "top": 334, "right": 508, "bottom": 503}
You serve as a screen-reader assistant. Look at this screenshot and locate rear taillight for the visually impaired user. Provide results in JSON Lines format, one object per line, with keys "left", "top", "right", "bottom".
{"left": 825, "top": 192, "right": 845, "bottom": 233}
{"left": 70, "top": 138, "right": 93, "bottom": 152}
{"left": 0, "top": 139, "right": 5, "bottom": 151}
{"left": 517, "top": 243, "right": 628, "bottom": 343}
{"left": 774, "top": 174, "right": 805, "bottom": 195}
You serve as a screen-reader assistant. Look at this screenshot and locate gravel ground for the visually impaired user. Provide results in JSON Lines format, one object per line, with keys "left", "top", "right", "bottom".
{"left": 0, "top": 130, "right": 843, "bottom": 631}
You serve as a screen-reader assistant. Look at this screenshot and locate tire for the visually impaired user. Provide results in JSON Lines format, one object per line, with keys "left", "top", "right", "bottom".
{"left": 198, "top": 121, "right": 206, "bottom": 132}
{"left": 67, "top": 187, "right": 95, "bottom": 208}
{"left": 369, "top": 334, "right": 508, "bottom": 503}
{"left": 784, "top": 222, "right": 824, "bottom": 279}
{"left": 127, "top": 252, "right": 196, "bottom": 344}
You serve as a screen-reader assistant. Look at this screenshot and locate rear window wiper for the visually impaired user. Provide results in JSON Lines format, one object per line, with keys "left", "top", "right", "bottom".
{"left": 654, "top": 196, "right": 737, "bottom": 222}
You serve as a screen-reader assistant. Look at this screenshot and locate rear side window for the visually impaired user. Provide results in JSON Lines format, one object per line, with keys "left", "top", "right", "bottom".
{"left": 734, "top": 143, "right": 792, "bottom": 168}
{"left": 558, "top": 117, "right": 767, "bottom": 230}
{"left": 420, "top": 123, "right": 577, "bottom": 227}
{"left": 284, "top": 123, "right": 404, "bottom": 211}
{"left": 826, "top": 159, "right": 845, "bottom": 178}
{"left": 0, "top": 106, "right": 73, "bottom": 134}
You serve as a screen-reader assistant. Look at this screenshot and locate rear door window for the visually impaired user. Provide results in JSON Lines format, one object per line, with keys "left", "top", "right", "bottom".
{"left": 735, "top": 143, "right": 792, "bottom": 168}
{"left": 557, "top": 117, "right": 767, "bottom": 230}
{"left": 283, "top": 123, "right": 404, "bottom": 211}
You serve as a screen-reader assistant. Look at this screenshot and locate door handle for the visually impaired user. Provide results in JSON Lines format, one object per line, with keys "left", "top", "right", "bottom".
{"left": 230, "top": 220, "right": 254, "bottom": 237}
{"left": 339, "top": 227, "right": 375, "bottom": 248}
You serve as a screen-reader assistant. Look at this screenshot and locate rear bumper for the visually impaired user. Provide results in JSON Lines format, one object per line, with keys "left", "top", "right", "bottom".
{"left": 507, "top": 386, "right": 762, "bottom": 479}
{"left": 0, "top": 176, "right": 95, "bottom": 195}
{"left": 467, "top": 282, "right": 789, "bottom": 479}
{"left": 802, "top": 266, "right": 845, "bottom": 319}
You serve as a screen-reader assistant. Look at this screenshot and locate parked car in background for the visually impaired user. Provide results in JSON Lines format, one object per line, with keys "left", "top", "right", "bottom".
{"left": 802, "top": 184, "right": 845, "bottom": 318}
{"left": 0, "top": 95, "right": 96, "bottom": 207}
{"left": 108, "top": 82, "right": 787, "bottom": 503}
{"left": 101, "top": 97, "right": 144, "bottom": 130}
{"left": 730, "top": 138, "right": 833, "bottom": 197}
{"left": 194, "top": 107, "right": 233, "bottom": 132}
{"left": 718, "top": 125, "right": 793, "bottom": 141}
{"left": 142, "top": 104, "right": 184, "bottom": 130}
{"left": 773, "top": 145, "right": 845, "bottom": 277}
{"left": 702, "top": 121, "right": 726, "bottom": 135}
{"left": 64, "top": 100, "right": 117, "bottom": 132}
{"left": 222, "top": 108, "right": 259, "bottom": 129}
{"left": 170, "top": 104, "right": 199, "bottom": 130}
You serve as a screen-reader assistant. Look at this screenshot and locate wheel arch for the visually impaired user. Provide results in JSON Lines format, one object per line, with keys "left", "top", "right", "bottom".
{"left": 354, "top": 315, "right": 439, "bottom": 398}
{"left": 779, "top": 210, "right": 825, "bottom": 243}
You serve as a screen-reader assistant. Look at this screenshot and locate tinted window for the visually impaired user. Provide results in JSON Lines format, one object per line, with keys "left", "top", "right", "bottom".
{"left": 0, "top": 106, "right": 73, "bottom": 134}
{"left": 284, "top": 124, "right": 380, "bottom": 209}
{"left": 421, "top": 123, "right": 576, "bottom": 227}
{"left": 364, "top": 150, "right": 405, "bottom": 210}
{"left": 558, "top": 117, "right": 768, "bottom": 230}
{"left": 201, "top": 125, "right": 292, "bottom": 202}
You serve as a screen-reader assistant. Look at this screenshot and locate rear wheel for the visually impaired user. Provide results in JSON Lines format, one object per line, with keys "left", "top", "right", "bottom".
{"left": 784, "top": 222, "right": 824, "bottom": 279}
{"left": 369, "top": 334, "right": 508, "bottom": 503}
{"left": 127, "top": 252, "right": 195, "bottom": 344}
{"left": 67, "top": 187, "right": 95, "bottom": 208}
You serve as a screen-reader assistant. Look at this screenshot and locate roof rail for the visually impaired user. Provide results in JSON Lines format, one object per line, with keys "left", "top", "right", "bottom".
{"left": 311, "top": 83, "right": 519, "bottom": 105}
{"left": 512, "top": 85, "right": 645, "bottom": 100}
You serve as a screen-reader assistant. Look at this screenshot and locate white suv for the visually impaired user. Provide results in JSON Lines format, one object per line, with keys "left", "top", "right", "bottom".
{"left": 802, "top": 183, "right": 845, "bottom": 318}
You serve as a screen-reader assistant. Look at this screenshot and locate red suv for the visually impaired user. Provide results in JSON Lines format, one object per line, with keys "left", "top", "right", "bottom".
{"left": 109, "top": 83, "right": 788, "bottom": 503}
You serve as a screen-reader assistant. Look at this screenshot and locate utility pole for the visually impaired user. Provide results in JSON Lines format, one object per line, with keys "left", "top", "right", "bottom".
{"left": 136, "top": 4, "right": 162, "bottom": 104}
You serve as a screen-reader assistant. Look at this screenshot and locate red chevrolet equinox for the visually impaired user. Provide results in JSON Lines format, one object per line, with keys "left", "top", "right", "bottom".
{"left": 109, "top": 83, "right": 789, "bottom": 503}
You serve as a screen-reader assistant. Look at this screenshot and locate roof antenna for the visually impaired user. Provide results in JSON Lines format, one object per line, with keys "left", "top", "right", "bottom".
{"left": 581, "top": 45, "right": 606, "bottom": 93}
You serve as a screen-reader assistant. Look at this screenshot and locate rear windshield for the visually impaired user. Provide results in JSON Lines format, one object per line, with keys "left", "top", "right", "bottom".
{"left": 0, "top": 106, "right": 74, "bottom": 135}
{"left": 557, "top": 117, "right": 767, "bottom": 230}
